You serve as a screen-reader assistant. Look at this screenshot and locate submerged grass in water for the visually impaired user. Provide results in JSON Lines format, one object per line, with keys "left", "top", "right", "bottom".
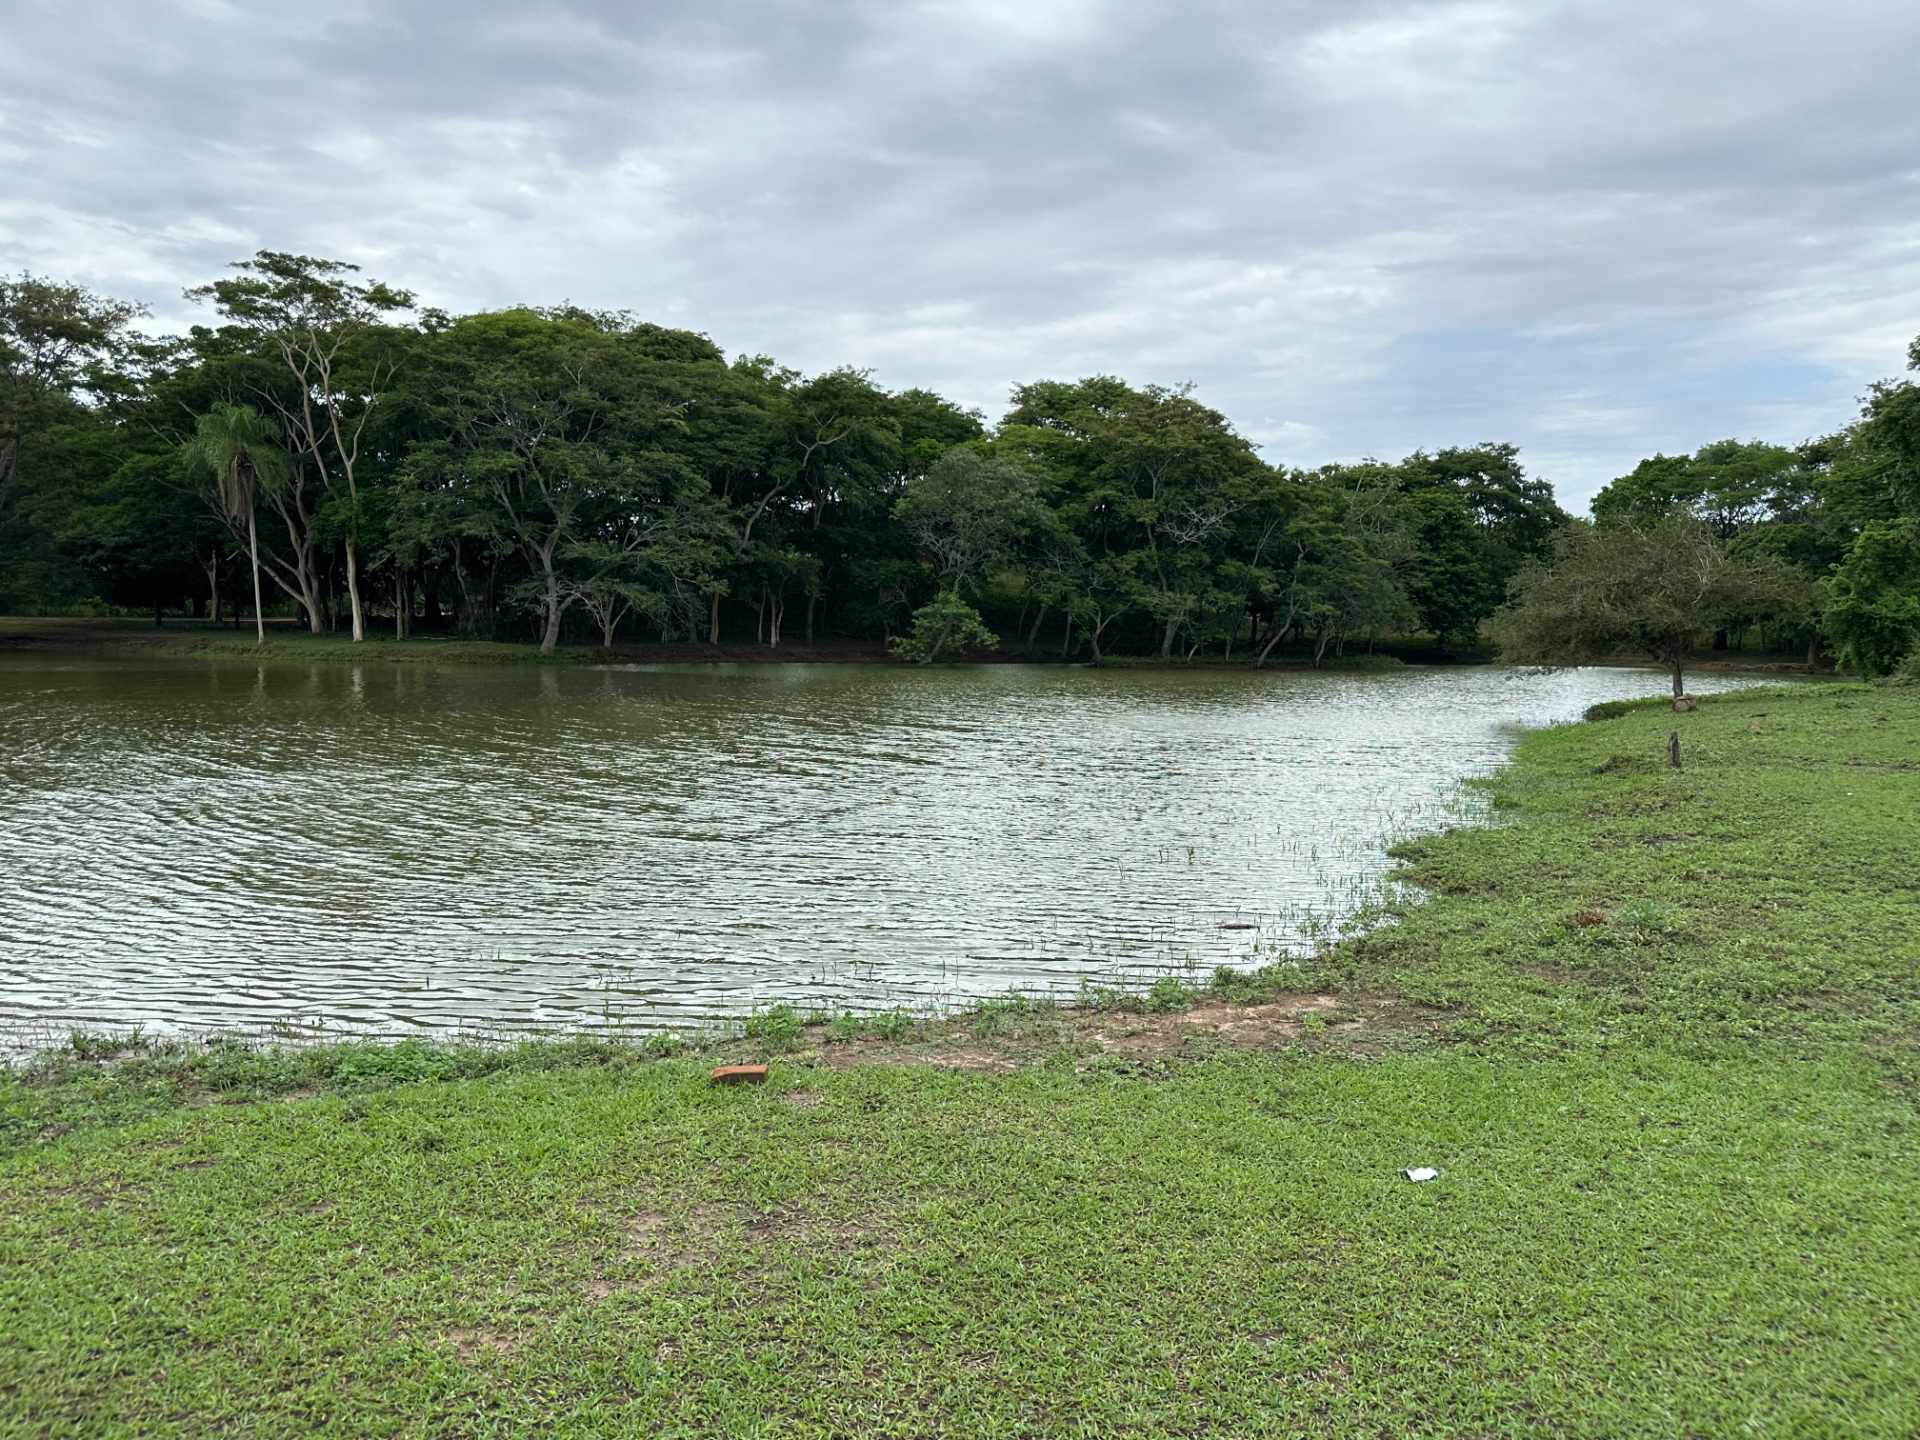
{"left": 3, "top": 684, "right": 1919, "bottom": 1436}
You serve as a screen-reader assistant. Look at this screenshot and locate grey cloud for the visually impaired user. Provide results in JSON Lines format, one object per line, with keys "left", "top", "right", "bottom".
{"left": 4, "top": 0, "right": 1918, "bottom": 508}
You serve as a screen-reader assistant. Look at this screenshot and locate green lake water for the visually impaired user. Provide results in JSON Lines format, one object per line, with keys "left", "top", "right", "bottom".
{"left": 0, "top": 658, "right": 1780, "bottom": 1044}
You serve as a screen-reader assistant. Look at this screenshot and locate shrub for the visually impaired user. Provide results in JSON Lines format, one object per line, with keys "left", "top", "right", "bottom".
{"left": 888, "top": 592, "right": 998, "bottom": 664}
{"left": 870, "top": 1009, "right": 914, "bottom": 1041}
{"left": 743, "top": 1004, "right": 804, "bottom": 1051}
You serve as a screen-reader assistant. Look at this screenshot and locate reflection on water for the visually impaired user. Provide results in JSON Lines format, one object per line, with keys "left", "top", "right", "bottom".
{"left": 0, "top": 658, "right": 1779, "bottom": 1044}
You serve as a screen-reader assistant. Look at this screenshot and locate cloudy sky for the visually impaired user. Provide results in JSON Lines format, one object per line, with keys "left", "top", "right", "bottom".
{"left": 4, "top": 0, "right": 1918, "bottom": 509}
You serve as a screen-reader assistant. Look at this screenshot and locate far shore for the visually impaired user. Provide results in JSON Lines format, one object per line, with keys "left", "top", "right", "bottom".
{"left": 0, "top": 615, "right": 1832, "bottom": 676}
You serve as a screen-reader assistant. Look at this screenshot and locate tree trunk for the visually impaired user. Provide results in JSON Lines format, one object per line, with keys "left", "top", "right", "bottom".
{"left": 540, "top": 574, "right": 562, "bottom": 656}
{"left": 1667, "top": 730, "right": 1682, "bottom": 769}
{"left": 805, "top": 591, "right": 816, "bottom": 646}
{"left": 345, "top": 540, "right": 366, "bottom": 642}
{"left": 1670, "top": 661, "right": 1685, "bottom": 698}
{"left": 1026, "top": 604, "right": 1047, "bottom": 652}
{"left": 1060, "top": 613, "right": 1073, "bottom": 659}
{"left": 601, "top": 610, "right": 616, "bottom": 648}
{"left": 153, "top": 600, "right": 164, "bottom": 627}
{"left": 394, "top": 569, "right": 410, "bottom": 640}
{"left": 1711, "top": 627, "right": 1728, "bottom": 652}
{"left": 1160, "top": 617, "right": 1177, "bottom": 659}
{"left": 247, "top": 509, "right": 265, "bottom": 644}
{"left": 709, "top": 589, "right": 722, "bottom": 646}
{"left": 201, "top": 552, "right": 220, "bottom": 629}
{"left": 1255, "top": 627, "right": 1288, "bottom": 669}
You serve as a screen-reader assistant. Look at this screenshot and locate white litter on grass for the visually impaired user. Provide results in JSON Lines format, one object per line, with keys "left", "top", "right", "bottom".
{"left": 1402, "top": 1167, "right": 1440, "bottom": 1183}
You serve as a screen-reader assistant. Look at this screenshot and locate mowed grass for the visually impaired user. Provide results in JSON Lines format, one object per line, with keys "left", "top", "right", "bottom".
{"left": 4, "top": 685, "right": 1919, "bottom": 1437}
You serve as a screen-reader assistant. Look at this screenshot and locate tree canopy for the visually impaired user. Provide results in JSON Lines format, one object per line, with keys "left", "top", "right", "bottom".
{"left": 1487, "top": 518, "right": 1812, "bottom": 696}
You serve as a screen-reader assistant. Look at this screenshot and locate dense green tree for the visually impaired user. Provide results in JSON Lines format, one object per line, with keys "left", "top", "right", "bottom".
{"left": 1823, "top": 519, "right": 1920, "bottom": 678}
{"left": 1404, "top": 487, "right": 1495, "bottom": 648}
{"left": 0, "top": 276, "right": 146, "bottom": 609}
{"left": 1001, "top": 377, "right": 1266, "bottom": 659}
{"left": 403, "top": 309, "right": 723, "bottom": 655}
{"left": 1397, "top": 444, "right": 1564, "bottom": 646}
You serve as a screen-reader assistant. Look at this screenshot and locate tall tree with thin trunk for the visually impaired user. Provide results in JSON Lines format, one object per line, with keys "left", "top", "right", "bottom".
{"left": 183, "top": 403, "right": 287, "bottom": 643}
{"left": 188, "top": 253, "right": 413, "bottom": 642}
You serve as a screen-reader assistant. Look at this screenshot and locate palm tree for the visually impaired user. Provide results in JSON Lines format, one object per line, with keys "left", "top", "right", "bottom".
{"left": 185, "top": 403, "right": 286, "bottom": 644}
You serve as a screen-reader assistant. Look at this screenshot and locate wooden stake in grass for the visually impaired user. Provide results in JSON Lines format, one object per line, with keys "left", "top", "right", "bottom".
{"left": 1668, "top": 730, "right": 1682, "bottom": 769}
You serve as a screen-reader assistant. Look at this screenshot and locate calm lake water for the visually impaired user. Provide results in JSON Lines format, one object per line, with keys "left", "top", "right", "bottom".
{"left": 0, "top": 658, "right": 1779, "bottom": 1046}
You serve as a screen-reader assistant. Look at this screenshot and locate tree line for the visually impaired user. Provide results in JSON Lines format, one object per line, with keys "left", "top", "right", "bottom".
{"left": 2, "top": 253, "right": 1915, "bottom": 678}
{"left": 1, "top": 253, "right": 1567, "bottom": 663}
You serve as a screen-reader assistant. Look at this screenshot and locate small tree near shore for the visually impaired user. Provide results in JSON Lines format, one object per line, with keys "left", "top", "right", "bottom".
{"left": 888, "top": 591, "right": 998, "bottom": 664}
{"left": 1487, "top": 517, "right": 1811, "bottom": 697}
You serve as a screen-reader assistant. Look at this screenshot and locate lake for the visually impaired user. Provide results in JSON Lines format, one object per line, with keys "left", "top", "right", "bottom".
{"left": 0, "top": 658, "right": 1780, "bottom": 1047}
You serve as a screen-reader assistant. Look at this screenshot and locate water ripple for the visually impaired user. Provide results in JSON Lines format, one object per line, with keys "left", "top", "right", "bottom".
{"left": 0, "top": 658, "right": 1781, "bottom": 1045}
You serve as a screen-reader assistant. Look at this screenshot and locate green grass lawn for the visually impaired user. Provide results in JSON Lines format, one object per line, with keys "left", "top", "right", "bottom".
{"left": 4, "top": 685, "right": 1918, "bottom": 1437}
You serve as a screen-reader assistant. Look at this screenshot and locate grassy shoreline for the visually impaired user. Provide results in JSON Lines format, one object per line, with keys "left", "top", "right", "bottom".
{"left": 5, "top": 684, "right": 1917, "bottom": 1436}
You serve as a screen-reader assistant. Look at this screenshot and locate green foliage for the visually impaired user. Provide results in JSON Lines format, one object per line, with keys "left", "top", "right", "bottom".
{"left": 1488, "top": 516, "right": 1813, "bottom": 692}
{"left": 868, "top": 1009, "right": 914, "bottom": 1041}
{"left": 0, "top": 274, "right": 149, "bottom": 611}
{"left": 1592, "top": 438, "right": 1798, "bottom": 536}
{"left": 893, "top": 448, "right": 1043, "bottom": 594}
{"left": 968, "top": 994, "right": 1058, "bottom": 1039}
{"left": 1144, "top": 974, "right": 1199, "bottom": 1012}
{"left": 1072, "top": 974, "right": 1202, "bottom": 1013}
{"left": 1583, "top": 697, "right": 1655, "bottom": 722}
{"left": 742, "top": 1003, "right": 805, "bottom": 1051}
{"left": 1403, "top": 487, "right": 1498, "bottom": 646}
{"left": 887, "top": 590, "right": 998, "bottom": 663}
{"left": 1824, "top": 518, "right": 1920, "bottom": 677}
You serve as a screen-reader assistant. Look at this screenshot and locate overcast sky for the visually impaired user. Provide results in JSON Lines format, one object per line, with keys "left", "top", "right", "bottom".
{"left": 4, "top": 0, "right": 1918, "bottom": 509}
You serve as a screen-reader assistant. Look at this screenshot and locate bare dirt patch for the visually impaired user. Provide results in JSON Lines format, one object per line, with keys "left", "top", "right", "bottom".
{"left": 587, "top": 1199, "right": 897, "bottom": 1301}
{"left": 805, "top": 992, "right": 1444, "bottom": 1072}
{"left": 46, "top": 1178, "right": 149, "bottom": 1211}
{"left": 444, "top": 1327, "right": 517, "bottom": 1361}
{"left": 818, "top": 1043, "right": 1023, "bottom": 1073}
